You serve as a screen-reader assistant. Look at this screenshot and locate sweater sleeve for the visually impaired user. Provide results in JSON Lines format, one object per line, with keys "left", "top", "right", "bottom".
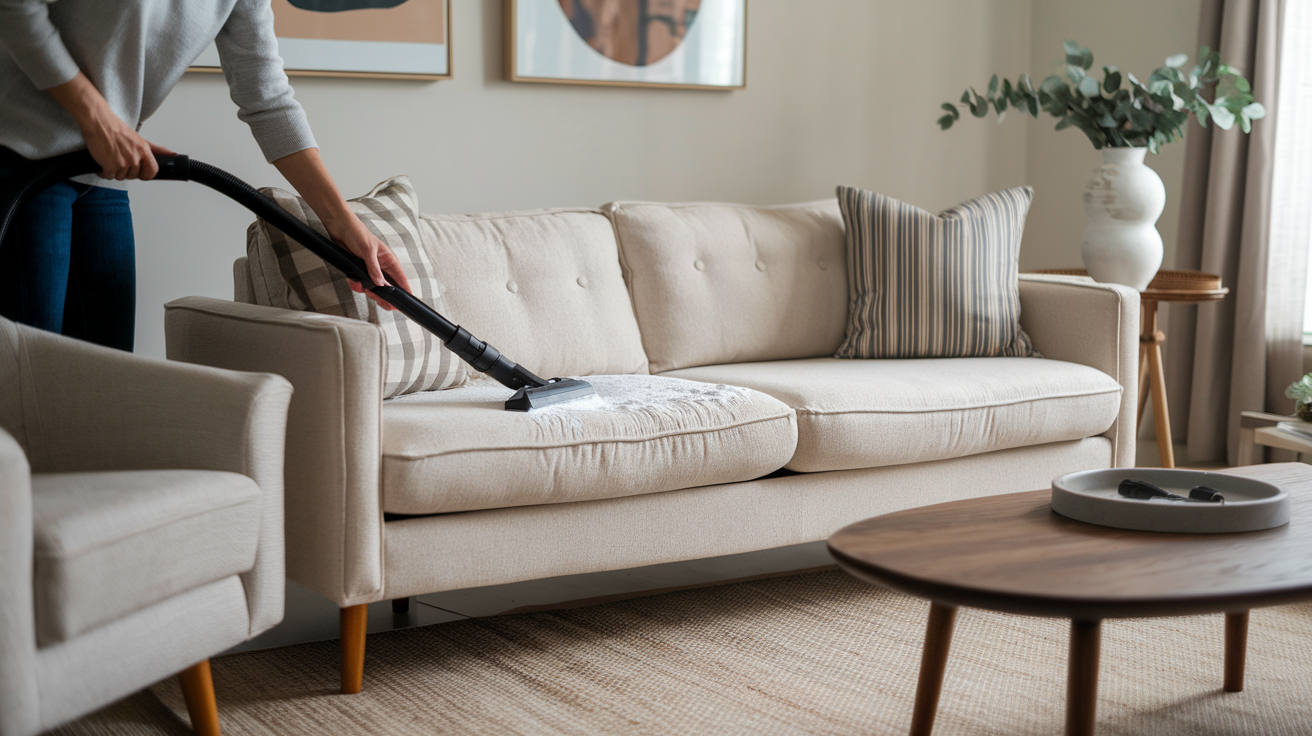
{"left": 0, "top": 0, "right": 81, "bottom": 90}
{"left": 215, "top": 0, "right": 318, "bottom": 163}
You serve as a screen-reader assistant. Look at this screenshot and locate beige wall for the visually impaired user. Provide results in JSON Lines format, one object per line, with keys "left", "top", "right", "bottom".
{"left": 130, "top": 0, "right": 1032, "bottom": 358}
{"left": 127, "top": 0, "right": 1201, "bottom": 359}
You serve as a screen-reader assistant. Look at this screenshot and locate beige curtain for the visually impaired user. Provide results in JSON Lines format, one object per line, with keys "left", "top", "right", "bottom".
{"left": 1165, "top": 0, "right": 1306, "bottom": 464}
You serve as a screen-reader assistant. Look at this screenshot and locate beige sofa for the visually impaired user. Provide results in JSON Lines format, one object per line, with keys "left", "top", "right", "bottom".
{"left": 0, "top": 317, "right": 291, "bottom": 735}
{"left": 164, "top": 198, "right": 1139, "bottom": 694}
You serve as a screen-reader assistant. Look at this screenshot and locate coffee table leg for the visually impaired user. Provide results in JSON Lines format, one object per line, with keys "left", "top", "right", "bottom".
{"left": 1225, "top": 611, "right": 1249, "bottom": 692}
{"left": 1067, "top": 619, "right": 1102, "bottom": 736}
{"left": 909, "top": 602, "right": 957, "bottom": 736}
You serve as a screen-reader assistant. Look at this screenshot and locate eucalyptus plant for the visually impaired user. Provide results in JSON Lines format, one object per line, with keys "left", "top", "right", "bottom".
{"left": 1286, "top": 374, "right": 1312, "bottom": 421}
{"left": 937, "top": 41, "right": 1265, "bottom": 153}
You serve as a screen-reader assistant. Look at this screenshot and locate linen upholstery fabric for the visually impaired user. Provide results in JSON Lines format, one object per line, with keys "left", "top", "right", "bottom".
{"left": 382, "top": 438, "right": 1111, "bottom": 597}
{"left": 604, "top": 200, "right": 848, "bottom": 373}
{"left": 246, "top": 176, "right": 467, "bottom": 398}
{"left": 166, "top": 297, "right": 387, "bottom": 607}
{"left": 0, "top": 315, "right": 290, "bottom": 736}
{"left": 1018, "top": 274, "right": 1140, "bottom": 467}
{"left": 31, "top": 470, "right": 261, "bottom": 646}
{"left": 0, "top": 316, "right": 290, "bottom": 637}
{"left": 381, "top": 375, "right": 797, "bottom": 514}
{"left": 418, "top": 208, "right": 649, "bottom": 378}
{"left": 665, "top": 357, "right": 1122, "bottom": 473}
{"left": 835, "top": 185, "right": 1039, "bottom": 359}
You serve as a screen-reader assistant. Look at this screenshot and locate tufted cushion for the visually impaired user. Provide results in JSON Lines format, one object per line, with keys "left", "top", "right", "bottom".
{"left": 604, "top": 200, "right": 849, "bottom": 373}
{"left": 419, "top": 209, "right": 649, "bottom": 379}
{"left": 379, "top": 374, "right": 797, "bottom": 514}
{"left": 664, "top": 357, "right": 1123, "bottom": 473}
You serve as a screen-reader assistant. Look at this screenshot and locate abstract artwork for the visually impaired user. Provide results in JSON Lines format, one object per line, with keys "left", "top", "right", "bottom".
{"left": 190, "top": 0, "right": 450, "bottom": 80}
{"left": 506, "top": 0, "right": 746, "bottom": 89}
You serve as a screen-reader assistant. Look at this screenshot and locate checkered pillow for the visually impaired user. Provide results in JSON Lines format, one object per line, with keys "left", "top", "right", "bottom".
{"left": 245, "top": 176, "right": 467, "bottom": 398}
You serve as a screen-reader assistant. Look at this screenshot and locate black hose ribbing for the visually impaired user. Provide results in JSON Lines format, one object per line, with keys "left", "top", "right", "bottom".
{"left": 0, "top": 150, "right": 549, "bottom": 391}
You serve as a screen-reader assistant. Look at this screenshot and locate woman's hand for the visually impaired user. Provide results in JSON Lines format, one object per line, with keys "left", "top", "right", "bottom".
{"left": 326, "top": 216, "right": 414, "bottom": 309}
{"left": 47, "top": 72, "right": 174, "bottom": 180}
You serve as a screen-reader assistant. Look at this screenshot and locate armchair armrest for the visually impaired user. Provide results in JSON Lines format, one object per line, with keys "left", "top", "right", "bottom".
{"left": 2, "top": 320, "right": 293, "bottom": 637}
{"left": 165, "top": 297, "right": 386, "bottom": 607}
{"left": 1019, "top": 274, "right": 1140, "bottom": 467}
{"left": 0, "top": 429, "right": 38, "bottom": 736}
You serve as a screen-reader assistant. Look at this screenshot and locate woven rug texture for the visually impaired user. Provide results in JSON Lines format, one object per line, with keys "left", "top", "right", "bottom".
{"left": 53, "top": 570, "right": 1312, "bottom": 735}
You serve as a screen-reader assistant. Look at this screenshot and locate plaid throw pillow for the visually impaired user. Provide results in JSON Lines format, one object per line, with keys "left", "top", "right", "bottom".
{"left": 834, "top": 185, "right": 1040, "bottom": 359}
{"left": 246, "top": 176, "right": 467, "bottom": 398}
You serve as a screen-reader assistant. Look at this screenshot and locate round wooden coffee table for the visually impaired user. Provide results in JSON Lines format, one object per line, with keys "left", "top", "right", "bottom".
{"left": 827, "top": 463, "right": 1312, "bottom": 736}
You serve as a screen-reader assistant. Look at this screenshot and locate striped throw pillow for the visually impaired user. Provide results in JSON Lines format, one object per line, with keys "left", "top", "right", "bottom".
{"left": 834, "top": 185, "right": 1039, "bottom": 359}
{"left": 246, "top": 176, "right": 468, "bottom": 398}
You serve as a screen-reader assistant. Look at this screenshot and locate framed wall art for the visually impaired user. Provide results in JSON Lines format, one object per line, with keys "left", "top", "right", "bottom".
{"left": 190, "top": 0, "right": 450, "bottom": 81}
{"left": 505, "top": 0, "right": 746, "bottom": 90}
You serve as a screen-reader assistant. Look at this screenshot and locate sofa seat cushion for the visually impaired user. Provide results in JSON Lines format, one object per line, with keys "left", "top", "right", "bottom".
{"left": 662, "top": 357, "right": 1123, "bottom": 473}
{"left": 381, "top": 374, "right": 798, "bottom": 515}
{"left": 32, "top": 470, "right": 262, "bottom": 646}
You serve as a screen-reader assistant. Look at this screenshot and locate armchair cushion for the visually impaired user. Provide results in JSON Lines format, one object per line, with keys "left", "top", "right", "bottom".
{"left": 380, "top": 375, "right": 797, "bottom": 514}
{"left": 32, "top": 470, "right": 262, "bottom": 646}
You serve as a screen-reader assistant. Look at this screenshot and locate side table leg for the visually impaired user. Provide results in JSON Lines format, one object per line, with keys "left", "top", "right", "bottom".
{"left": 909, "top": 603, "right": 957, "bottom": 736}
{"left": 1225, "top": 611, "right": 1249, "bottom": 692}
{"left": 1067, "top": 619, "right": 1102, "bottom": 736}
{"left": 1147, "top": 332, "right": 1175, "bottom": 469}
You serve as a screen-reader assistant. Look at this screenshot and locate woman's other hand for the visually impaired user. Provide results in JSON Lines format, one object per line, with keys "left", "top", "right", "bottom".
{"left": 47, "top": 72, "right": 174, "bottom": 180}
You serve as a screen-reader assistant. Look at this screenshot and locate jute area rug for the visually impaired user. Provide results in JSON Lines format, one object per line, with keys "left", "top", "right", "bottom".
{"left": 56, "top": 570, "right": 1312, "bottom": 735}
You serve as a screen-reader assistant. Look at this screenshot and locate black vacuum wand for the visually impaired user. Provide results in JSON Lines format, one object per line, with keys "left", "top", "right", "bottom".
{"left": 0, "top": 149, "right": 595, "bottom": 411}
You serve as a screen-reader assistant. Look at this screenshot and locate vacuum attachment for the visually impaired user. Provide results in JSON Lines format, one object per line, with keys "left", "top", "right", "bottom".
{"left": 0, "top": 150, "right": 596, "bottom": 412}
{"left": 505, "top": 378, "right": 597, "bottom": 411}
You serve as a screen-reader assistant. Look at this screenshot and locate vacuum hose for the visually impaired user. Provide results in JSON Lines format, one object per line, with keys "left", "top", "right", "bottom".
{"left": 0, "top": 149, "right": 550, "bottom": 391}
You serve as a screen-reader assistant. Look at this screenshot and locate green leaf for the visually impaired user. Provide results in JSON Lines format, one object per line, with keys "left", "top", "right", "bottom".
{"left": 1210, "top": 105, "right": 1236, "bottom": 129}
{"left": 941, "top": 102, "right": 961, "bottom": 120}
{"left": 1019, "top": 74, "right": 1036, "bottom": 96}
{"left": 1028, "top": 96, "right": 1039, "bottom": 116}
{"left": 1165, "top": 53, "right": 1188, "bottom": 68}
{"left": 1067, "top": 64, "right": 1086, "bottom": 83}
{"left": 1104, "top": 70, "right": 1122, "bottom": 92}
{"left": 1063, "top": 40, "right": 1086, "bottom": 66}
{"left": 994, "top": 95, "right": 1008, "bottom": 114}
{"left": 961, "top": 90, "right": 973, "bottom": 105}
{"left": 1078, "top": 75, "right": 1101, "bottom": 97}
{"left": 1241, "top": 116, "right": 1252, "bottom": 133}
{"left": 1242, "top": 102, "right": 1266, "bottom": 119}
{"left": 938, "top": 114, "right": 956, "bottom": 130}
{"left": 988, "top": 74, "right": 999, "bottom": 98}
{"left": 1055, "top": 116, "right": 1075, "bottom": 130}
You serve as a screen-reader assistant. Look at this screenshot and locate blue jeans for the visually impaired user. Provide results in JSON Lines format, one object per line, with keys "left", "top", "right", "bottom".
{"left": 0, "top": 148, "right": 136, "bottom": 351}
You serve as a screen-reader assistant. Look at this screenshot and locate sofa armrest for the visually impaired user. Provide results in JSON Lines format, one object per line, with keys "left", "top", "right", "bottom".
{"left": 1018, "top": 274, "right": 1140, "bottom": 467}
{"left": 165, "top": 297, "right": 386, "bottom": 607}
{"left": 0, "top": 429, "right": 38, "bottom": 736}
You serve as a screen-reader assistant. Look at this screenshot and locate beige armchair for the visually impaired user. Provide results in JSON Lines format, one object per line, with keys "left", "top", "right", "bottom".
{"left": 0, "top": 317, "right": 292, "bottom": 736}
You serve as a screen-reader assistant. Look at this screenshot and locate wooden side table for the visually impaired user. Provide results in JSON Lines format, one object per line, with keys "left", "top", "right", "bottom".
{"left": 1033, "top": 270, "right": 1228, "bottom": 468}
{"left": 1238, "top": 411, "right": 1312, "bottom": 465}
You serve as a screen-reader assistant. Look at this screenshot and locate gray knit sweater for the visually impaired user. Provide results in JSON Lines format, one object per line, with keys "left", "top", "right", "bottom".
{"left": 0, "top": 0, "right": 317, "bottom": 180}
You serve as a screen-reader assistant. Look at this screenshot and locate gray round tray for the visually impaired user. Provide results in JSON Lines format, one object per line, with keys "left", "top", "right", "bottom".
{"left": 1051, "top": 468, "right": 1290, "bottom": 533}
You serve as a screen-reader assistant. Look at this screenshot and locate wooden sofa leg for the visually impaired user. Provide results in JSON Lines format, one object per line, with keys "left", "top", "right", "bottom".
{"left": 340, "top": 604, "right": 368, "bottom": 694}
{"left": 178, "top": 660, "right": 221, "bottom": 736}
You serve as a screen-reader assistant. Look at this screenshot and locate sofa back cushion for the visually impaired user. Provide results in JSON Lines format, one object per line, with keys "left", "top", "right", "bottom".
{"left": 418, "top": 208, "right": 648, "bottom": 378}
{"left": 604, "top": 200, "right": 849, "bottom": 373}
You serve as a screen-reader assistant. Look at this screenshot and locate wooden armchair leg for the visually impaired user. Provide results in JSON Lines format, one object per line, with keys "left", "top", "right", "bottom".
{"left": 341, "top": 604, "right": 369, "bottom": 694}
{"left": 178, "top": 660, "right": 221, "bottom": 736}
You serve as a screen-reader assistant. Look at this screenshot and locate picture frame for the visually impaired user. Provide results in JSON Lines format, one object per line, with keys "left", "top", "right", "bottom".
{"left": 189, "top": 0, "right": 451, "bottom": 81}
{"left": 505, "top": 0, "right": 747, "bottom": 90}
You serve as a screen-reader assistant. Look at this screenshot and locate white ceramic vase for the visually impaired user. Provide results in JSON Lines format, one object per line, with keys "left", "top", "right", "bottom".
{"left": 1080, "top": 147, "right": 1165, "bottom": 291}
